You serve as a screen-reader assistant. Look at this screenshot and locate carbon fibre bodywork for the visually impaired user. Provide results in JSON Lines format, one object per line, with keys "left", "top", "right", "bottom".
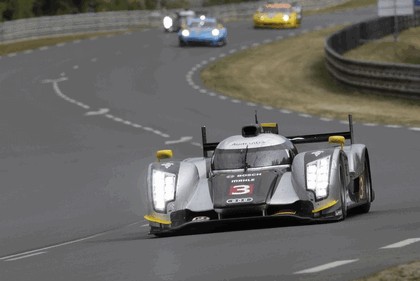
{"left": 144, "top": 117, "right": 374, "bottom": 235}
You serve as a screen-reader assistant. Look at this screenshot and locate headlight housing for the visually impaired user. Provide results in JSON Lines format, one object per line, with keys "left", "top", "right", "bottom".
{"left": 152, "top": 170, "right": 176, "bottom": 212}
{"left": 306, "top": 156, "right": 330, "bottom": 200}
{"left": 181, "top": 29, "right": 190, "bottom": 37}
{"left": 212, "top": 29, "right": 220, "bottom": 36}
{"left": 163, "top": 16, "right": 173, "bottom": 29}
{"left": 283, "top": 14, "right": 290, "bottom": 21}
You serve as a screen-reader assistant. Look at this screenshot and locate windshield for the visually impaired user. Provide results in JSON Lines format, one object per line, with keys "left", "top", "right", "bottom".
{"left": 212, "top": 145, "right": 292, "bottom": 170}
{"left": 262, "top": 7, "right": 291, "bottom": 13}
{"left": 188, "top": 21, "right": 217, "bottom": 28}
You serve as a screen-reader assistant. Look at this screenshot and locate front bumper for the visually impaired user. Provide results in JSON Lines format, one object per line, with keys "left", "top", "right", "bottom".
{"left": 254, "top": 20, "right": 298, "bottom": 28}
{"left": 179, "top": 35, "right": 225, "bottom": 46}
{"left": 146, "top": 212, "right": 337, "bottom": 236}
{"left": 145, "top": 201, "right": 341, "bottom": 235}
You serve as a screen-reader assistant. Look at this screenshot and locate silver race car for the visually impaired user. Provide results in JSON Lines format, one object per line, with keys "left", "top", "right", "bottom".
{"left": 144, "top": 115, "right": 374, "bottom": 236}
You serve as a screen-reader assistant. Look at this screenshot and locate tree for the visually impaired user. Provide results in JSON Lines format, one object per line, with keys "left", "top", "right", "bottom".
{"left": 0, "top": 2, "right": 7, "bottom": 21}
{"left": 11, "top": 0, "right": 35, "bottom": 19}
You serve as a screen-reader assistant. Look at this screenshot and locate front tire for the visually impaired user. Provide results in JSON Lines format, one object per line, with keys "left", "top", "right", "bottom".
{"left": 353, "top": 154, "right": 372, "bottom": 214}
{"left": 339, "top": 165, "right": 348, "bottom": 220}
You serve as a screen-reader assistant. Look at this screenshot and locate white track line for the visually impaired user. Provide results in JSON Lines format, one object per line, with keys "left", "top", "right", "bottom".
{"left": 0, "top": 233, "right": 104, "bottom": 261}
{"left": 165, "top": 136, "right": 193, "bottom": 145}
{"left": 381, "top": 238, "right": 420, "bottom": 249}
{"left": 0, "top": 221, "right": 145, "bottom": 261}
{"left": 4, "top": 252, "right": 47, "bottom": 262}
{"left": 294, "top": 259, "right": 359, "bottom": 274}
{"left": 43, "top": 77, "right": 172, "bottom": 138}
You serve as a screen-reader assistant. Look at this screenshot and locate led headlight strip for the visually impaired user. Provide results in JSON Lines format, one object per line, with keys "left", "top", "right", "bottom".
{"left": 152, "top": 170, "right": 176, "bottom": 212}
{"left": 306, "top": 156, "right": 330, "bottom": 200}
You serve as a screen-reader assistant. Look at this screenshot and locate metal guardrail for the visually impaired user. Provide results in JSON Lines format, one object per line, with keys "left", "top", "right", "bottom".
{"left": 0, "top": 0, "right": 348, "bottom": 43}
{"left": 325, "top": 13, "right": 420, "bottom": 97}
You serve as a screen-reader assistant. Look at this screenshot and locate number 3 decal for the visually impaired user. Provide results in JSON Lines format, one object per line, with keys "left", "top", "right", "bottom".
{"left": 229, "top": 184, "right": 254, "bottom": 195}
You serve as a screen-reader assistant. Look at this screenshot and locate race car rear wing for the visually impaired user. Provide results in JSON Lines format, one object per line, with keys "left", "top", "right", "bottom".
{"left": 288, "top": 115, "right": 354, "bottom": 145}
{"left": 201, "top": 115, "right": 354, "bottom": 158}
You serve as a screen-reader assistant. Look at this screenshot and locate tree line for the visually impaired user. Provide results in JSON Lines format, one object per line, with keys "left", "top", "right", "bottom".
{"left": 0, "top": 0, "right": 256, "bottom": 22}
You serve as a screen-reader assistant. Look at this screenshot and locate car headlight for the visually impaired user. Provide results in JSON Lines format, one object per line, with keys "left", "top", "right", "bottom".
{"left": 181, "top": 29, "right": 190, "bottom": 37}
{"left": 152, "top": 170, "right": 176, "bottom": 212}
{"left": 283, "top": 14, "right": 290, "bottom": 21}
{"left": 306, "top": 156, "right": 330, "bottom": 200}
{"left": 163, "top": 16, "right": 173, "bottom": 29}
{"left": 212, "top": 29, "right": 220, "bottom": 36}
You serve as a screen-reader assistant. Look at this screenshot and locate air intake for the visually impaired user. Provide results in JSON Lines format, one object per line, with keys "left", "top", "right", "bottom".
{"left": 242, "top": 125, "right": 261, "bottom": 137}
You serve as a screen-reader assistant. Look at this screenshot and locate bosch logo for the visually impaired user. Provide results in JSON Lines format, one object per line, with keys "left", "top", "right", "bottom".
{"left": 226, "top": 197, "right": 253, "bottom": 204}
{"left": 237, "top": 173, "right": 261, "bottom": 177}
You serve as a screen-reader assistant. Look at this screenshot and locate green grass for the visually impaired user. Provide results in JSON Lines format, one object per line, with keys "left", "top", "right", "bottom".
{"left": 354, "top": 261, "right": 420, "bottom": 281}
{"left": 304, "top": 0, "right": 377, "bottom": 16}
{"left": 201, "top": 26, "right": 420, "bottom": 126}
{"left": 0, "top": 30, "right": 129, "bottom": 56}
{"left": 344, "top": 27, "right": 420, "bottom": 64}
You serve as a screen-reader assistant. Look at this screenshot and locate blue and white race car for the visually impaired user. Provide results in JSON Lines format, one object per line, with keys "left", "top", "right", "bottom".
{"left": 178, "top": 17, "right": 227, "bottom": 47}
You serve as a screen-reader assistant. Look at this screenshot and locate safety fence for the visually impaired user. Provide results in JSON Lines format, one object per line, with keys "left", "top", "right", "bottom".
{"left": 325, "top": 13, "right": 420, "bottom": 97}
{"left": 0, "top": 0, "right": 348, "bottom": 43}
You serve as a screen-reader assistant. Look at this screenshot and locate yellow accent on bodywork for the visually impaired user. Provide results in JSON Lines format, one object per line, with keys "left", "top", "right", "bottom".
{"left": 156, "top": 150, "right": 173, "bottom": 161}
{"left": 312, "top": 200, "right": 338, "bottom": 213}
{"left": 144, "top": 215, "right": 171, "bottom": 225}
{"left": 329, "top": 136, "right": 345, "bottom": 150}
{"left": 274, "top": 211, "right": 296, "bottom": 215}
{"left": 261, "top": 123, "right": 279, "bottom": 134}
{"left": 261, "top": 123, "right": 277, "bottom": 128}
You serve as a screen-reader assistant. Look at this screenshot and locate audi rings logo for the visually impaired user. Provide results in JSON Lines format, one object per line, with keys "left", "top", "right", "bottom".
{"left": 226, "top": 197, "right": 253, "bottom": 204}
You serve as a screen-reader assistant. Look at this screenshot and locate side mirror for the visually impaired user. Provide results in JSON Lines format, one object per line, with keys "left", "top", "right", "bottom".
{"left": 156, "top": 150, "right": 173, "bottom": 161}
{"left": 328, "top": 136, "right": 345, "bottom": 150}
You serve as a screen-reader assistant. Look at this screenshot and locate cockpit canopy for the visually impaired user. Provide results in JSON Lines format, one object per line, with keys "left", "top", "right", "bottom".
{"left": 211, "top": 134, "right": 296, "bottom": 171}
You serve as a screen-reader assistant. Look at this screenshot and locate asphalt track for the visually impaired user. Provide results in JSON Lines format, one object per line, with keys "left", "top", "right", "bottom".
{"left": 1, "top": 6, "right": 420, "bottom": 281}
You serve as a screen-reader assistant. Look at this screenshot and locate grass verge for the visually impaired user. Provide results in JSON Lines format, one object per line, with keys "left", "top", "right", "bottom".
{"left": 201, "top": 26, "right": 420, "bottom": 126}
{"left": 0, "top": 30, "right": 130, "bottom": 56}
{"left": 344, "top": 27, "right": 420, "bottom": 64}
{"left": 355, "top": 261, "right": 420, "bottom": 281}
{"left": 304, "top": 0, "right": 377, "bottom": 16}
